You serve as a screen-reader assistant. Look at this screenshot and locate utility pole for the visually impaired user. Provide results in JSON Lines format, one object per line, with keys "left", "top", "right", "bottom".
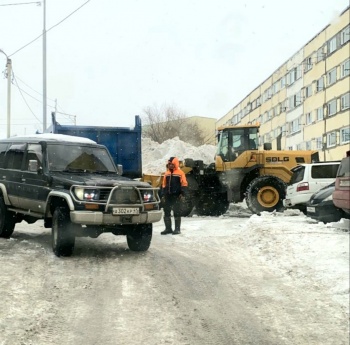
{"left": 43, "top": 0, "right": 47, "bottom": 132}
{"left": 0, "top": 49, "right": 11, "bottom": 138}
{"left": 6, "top": 58, "right": 11, "bottom": 138}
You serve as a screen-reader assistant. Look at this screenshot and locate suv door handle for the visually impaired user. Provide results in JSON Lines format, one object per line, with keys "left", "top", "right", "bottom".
{"left": 21, "top": 178, "right": 26, "bottom": 182}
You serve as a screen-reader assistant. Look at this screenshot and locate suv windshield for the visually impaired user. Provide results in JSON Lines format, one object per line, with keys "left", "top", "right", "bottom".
{"left": 47, "top": 143, "right": 117, "bottom": 173}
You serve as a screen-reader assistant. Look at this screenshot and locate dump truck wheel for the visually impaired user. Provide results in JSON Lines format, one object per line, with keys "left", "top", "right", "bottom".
{"left": 246, "top": 175, "right": 286, "bottom": 215}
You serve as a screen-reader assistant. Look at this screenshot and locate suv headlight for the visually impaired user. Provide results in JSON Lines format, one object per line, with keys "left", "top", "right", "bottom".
{"left": 141, "top": 190, "right": 156, "bottom": 203}
{"left": 74, "top": 187, "right": 100, "bottom": 201}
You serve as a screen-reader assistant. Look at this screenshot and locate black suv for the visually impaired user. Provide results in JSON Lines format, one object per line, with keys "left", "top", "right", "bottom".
{"left": 0, "top": 134, "right": 161, "bottom": 256}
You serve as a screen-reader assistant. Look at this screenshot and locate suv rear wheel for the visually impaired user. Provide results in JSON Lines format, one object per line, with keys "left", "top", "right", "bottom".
{"left": 0, "top": 196, "right": 16, "bottom": 238}
{"left": 52, "top": 207, "right": 76, "bottom": 257}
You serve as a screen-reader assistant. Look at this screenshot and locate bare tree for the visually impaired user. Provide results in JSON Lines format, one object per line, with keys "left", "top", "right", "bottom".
{"left": 142, "top": 104, "right": 206, "bottom": 146}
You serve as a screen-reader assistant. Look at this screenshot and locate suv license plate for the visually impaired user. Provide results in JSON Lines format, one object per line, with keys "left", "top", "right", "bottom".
{"left": 113, "top": 207, "right": 139, "bottom": 215}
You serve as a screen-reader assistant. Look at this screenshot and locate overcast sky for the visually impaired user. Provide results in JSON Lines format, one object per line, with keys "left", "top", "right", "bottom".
{"left": 0, "top": 0, "right": 348, "bottom": 137}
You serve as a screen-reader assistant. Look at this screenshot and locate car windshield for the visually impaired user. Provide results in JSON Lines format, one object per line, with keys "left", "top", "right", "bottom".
{"left": 47, "top": 143, "right": 117, "bottom": 173}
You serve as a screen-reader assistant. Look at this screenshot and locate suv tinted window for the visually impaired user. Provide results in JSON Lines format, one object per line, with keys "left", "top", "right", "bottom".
{"left": 311, "top": 164, "right": 339, "bottom": 179}
{"left": 290, "top": 165, "right": 305, "bottom": 184}
{"left": 5, "top": 143, "right": 26, "bottom": 170}
{"left": 0, "top": 143, "right": 9, "bottom": 168}
{"left": 25, "top": 144, "right": 43, "bottom": 170}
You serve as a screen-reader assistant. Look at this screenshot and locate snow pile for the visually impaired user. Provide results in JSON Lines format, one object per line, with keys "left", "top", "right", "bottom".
{"left": 142, "top": 137, "right": 216, "bottom": 175}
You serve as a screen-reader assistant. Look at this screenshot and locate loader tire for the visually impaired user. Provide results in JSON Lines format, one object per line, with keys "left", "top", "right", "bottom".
{"left": 195, "top": 195, "right": 229, "bottom": 216}
{"left": 180, "top": 198, "right": 194, "bottom": 217}
{"left": 246, "top": 175, "right": 286, "bottom": 215}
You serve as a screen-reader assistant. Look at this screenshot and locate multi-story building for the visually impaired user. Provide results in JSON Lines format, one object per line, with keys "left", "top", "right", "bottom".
{"left": 217, "top": 6, "right": 350, "bottom": 161}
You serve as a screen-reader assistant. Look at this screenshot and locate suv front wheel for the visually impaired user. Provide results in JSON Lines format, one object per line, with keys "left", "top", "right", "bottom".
{"left": 52, "top": 207, "right": 76, "bottom": 257}
{"left": 0, "top": 196, "right": 16, "bottom": 238}
{"left": 126, "top": 224, "right": 152, "bottom": 251}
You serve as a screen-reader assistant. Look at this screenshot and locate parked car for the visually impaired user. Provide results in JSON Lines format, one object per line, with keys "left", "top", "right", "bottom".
{"left": 306, "top": 182, "right": 344, "bottom": 223}
{"left": 333, "top": 150, "right": 350, "bottom": 218}
{"left": 283, "top": 161, "right": 340, "bottom": 213}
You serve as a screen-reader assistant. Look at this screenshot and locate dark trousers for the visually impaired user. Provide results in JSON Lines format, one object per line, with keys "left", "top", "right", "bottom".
{"left": 163, "top": 194, "right": 182, "bottom": 217}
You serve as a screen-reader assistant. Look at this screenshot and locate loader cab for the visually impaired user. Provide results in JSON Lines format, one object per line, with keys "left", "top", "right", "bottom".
{"left": 216, "top": 125, "right": 259, "bottom": 162}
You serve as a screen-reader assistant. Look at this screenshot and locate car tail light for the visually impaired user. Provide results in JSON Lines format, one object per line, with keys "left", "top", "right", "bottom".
{"left": 297, "top": 182, "right": 309, "bottom": 192}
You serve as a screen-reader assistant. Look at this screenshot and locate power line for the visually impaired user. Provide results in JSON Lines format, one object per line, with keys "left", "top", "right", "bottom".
{"left": 9, "top": 0, "right": 91, "bottom": 57}
{"left": 0, "top": 1, "right": 40, "bottom": 6}
{"left": 14, "top": 73, "right": 56, "bottom": 103}
{"left": 12, "top": 73, "right": 42, "bottom": 123}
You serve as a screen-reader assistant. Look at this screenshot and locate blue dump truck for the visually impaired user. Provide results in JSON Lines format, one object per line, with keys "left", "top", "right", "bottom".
{"left": 47, "top": 113, "right": 142, "bottom": 179}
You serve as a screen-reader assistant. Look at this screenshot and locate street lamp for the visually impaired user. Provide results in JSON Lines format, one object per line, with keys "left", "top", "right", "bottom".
{"left": 0, "top": 49, "right": 12, "bottom": 138}
{"left": 42, "top": 0, "right": 47, "bottom": 132}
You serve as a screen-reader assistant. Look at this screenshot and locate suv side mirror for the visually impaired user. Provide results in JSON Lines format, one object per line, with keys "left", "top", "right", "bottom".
{"left": 28, "top": 160, "right": 39, "bottom": 172}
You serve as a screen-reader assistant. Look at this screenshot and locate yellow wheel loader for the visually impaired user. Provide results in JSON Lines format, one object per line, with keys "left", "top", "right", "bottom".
{"left": 143, "top": 124, "right": 320, "bottom": 216}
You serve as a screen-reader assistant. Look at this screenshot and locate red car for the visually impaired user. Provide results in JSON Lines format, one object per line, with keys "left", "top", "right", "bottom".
{"left": 333, "top": 150, "right": 350, "bottom": 218}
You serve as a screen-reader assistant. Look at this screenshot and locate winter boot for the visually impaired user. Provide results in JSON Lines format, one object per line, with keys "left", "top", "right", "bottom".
{"left": 173, "top": 217, "right": 181, "bottom": 235}
{"left": 161, "top": 216, "right": 173, "bottom": 235}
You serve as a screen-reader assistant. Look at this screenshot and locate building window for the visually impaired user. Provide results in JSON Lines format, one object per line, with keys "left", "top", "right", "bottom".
{"left": 317, "top": 47, "right": 324, "bottom": 62}
{"left": 281, "top": 124, "right": 286, "bottom": 137}
{"left": 327, "top": 36, "right": 337, "bottom": 54}
{"left": 304, "top": 56, "right": 313, "bottom": 72}
{"left": 340, "top": 127, "right": 350, "bottom": 144}
{"left": 341, "top": 59, "right": 350, "bottom": 78}
{"left": 340, "top": 25, "right": 350, "bottom": 45}
{"left": 305, "top": 112, "right": 312, "bottom": 125}
{"left": 327, "top": 68, "right": 337, "bottom": 86}
{"left": 296, "top": 91, "right": 302, "bottom": 106}
{"left": 290, "top": 118, "right": 301, "bottom": 134}
{"left": 327, "top": 99, "right": 337, "bottom": 117}
{"left": 327, "top": 131, "right": 337, "bottom": 148}
{"left": 316, "top": 107, "right": 324, "bottom": 121}
{"left": 341, "top": 93, "right": 350, "bottom": 110}
{"left": 280, "top": 76, "right": 286, "bottom": 89}
{"left": 287, "top": 67, "right": 301, "bottom": 86}
{"left": 305, "top": 84, "right": 312, "bottom": 98}
{"left": 305, "top": 141, "right": 311, "bottom": 150}
{"left": 316, "top": 76, "right": 324, "bottom": 92}
{"left": 316, "top": 137, "right": 322, "bottom": 149}
{"left": 268, "top": 110, "right": 273, "bottom": 120}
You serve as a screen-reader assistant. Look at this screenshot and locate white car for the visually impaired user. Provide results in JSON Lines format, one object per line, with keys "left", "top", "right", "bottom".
{"left": 283, "top": 161, "right": 340, "bottom": 213}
